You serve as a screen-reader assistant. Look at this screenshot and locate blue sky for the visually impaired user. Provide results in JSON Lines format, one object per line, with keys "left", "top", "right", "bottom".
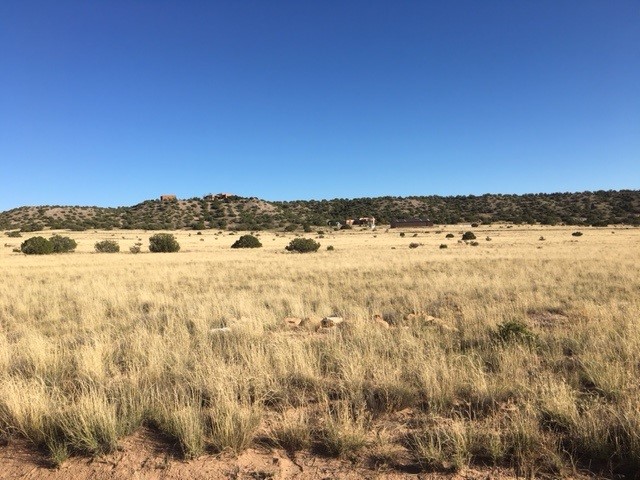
{"left": 1, "top": 1, "right": 638, "bottom": 210}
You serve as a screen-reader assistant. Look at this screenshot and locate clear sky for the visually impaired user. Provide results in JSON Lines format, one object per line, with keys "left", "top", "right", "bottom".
{"left": 1, "top": 1, "right": 638, "bottom": 210}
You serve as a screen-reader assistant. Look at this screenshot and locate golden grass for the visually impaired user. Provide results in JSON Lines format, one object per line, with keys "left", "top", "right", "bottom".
{"left": 1, "top": 225, "right": 640, "bottom": 476}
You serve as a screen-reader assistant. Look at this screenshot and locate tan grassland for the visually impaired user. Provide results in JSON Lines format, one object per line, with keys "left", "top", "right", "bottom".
{"left": 1, "top": 225, "right": 639, "bottom": 479}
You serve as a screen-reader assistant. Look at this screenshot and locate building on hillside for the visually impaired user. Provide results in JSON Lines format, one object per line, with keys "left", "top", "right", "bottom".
{"left": 160, "top": 194, "right": 177, "bottom": 201}
{"left": 390, "top": 218, "right": 434, "bottom": 228}
{"left": 345, "top": 217, "right": 376, "bottom": 228}
{"left": 204, "top": 192, "right": 235, "bottom": 200}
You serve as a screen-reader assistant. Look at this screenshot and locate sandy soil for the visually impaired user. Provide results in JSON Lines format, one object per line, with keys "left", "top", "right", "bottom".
{"left": 0, "top": 428, "right": 524, "bottom": 480}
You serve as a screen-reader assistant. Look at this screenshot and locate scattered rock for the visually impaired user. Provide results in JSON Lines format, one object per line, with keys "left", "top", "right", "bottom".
{"left": 301, "top": 316, "right": 323, "bottom": 331}
{"left": 404, "top": 312, "right": 459, "bottom": 333}
{"left": 426, "top": 317, "right": 459, "bottom": 333}
{"left": 283, "top": 317, "right": 303, "bottom": 328}
{"left": 321, "top": 316, "right": 344, "bottom": 328}
{"left": 210, "top": 327, "right": 232, "bottom": 334}
{"left": 372, "top": 314, "right": 390, "bottom": 328}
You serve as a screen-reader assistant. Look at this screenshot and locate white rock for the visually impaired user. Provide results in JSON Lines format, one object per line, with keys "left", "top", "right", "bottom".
{"left": 210, "top": 327, "right": 231, "bottom": 334}
{"left": 321, "top": 316, "right": 344, "bottom": 327}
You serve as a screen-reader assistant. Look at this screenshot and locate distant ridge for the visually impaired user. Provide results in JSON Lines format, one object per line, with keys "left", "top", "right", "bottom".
{"left": 1, "top": 190, "right": 639, "bottom": 231}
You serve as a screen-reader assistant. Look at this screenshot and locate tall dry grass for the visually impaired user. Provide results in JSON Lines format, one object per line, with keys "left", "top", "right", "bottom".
{"left": 1, "top": 225, "right": 639, "bottom": 476}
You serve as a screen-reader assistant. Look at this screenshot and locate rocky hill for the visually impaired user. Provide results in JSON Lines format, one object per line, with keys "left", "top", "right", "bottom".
{"left": 1, "top": 190, "right": 639, "bottom": 232}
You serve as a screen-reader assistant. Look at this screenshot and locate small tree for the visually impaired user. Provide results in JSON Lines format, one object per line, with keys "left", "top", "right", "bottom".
{"left": 149, "top": 233, "right": 180, "bottom": 252}
{"left": 50, "top": 235, "right": 77, "bottom": 253}
{"left": 462, "top": 231, "right": 476, "bottom": 241}
{"left": 231, "top": 235, "right": 262, "bottom": 249}
{"left": 285, "top": 238, "right": 320, "bottom": 253}
{"left": 21, "top": 236, "right": 53, "bottom": 255}
{"left": 95, "top": 240, "right": 120, "bottom": 253}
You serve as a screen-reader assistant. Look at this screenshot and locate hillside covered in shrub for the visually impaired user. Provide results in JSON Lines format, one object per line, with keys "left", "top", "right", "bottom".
{"left": 1, "top": 190, "right": 639, "bottom": 232}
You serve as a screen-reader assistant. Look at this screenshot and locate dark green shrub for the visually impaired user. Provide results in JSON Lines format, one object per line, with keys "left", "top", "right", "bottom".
{"left": 95, "top": 240, "right": 120, "bottom": 253}
{"left": 21, "top": 236, "right": 53, "bottom": 255}
{"left": 399, "top": 232, "right": 405, "bottom": 237}
{"left": 5, "top": 231, "right": 21, "bottom": 238}
{"left": 49, "top": 235, "right": 77, "bottom": 253}
{"left": 20, "top": 223, "right": 43, "bottom": 232}
{"left": 445, "top": 233, "right": 454, "bottom": 238}
{"left": 285, "top": 238, "right": 320, "bottom": 253}
{"left": 130, "top": 245, "right": 141, "bottom": 254}
{"left": 409, "top": 242, "right": 420, "bottom": 249}
{"left": 327, "top": 245, "right": 335, "bottom": 251}
{"left": 496, "top": 320, "right": 537, "bottom": 344}
{"left": 231, "top": 235, "right": 262, "bottom": 249}
{"left": 340, "top": 224, "right": 352, "bottom": 230}
{"left": 470, "top": 241, "right": 479, "bottom": 246}
{"left": 149, "top": 233, "right": 180, "bottom": 252}
{"left": 303, "top": 224, "right": 312, "bottom": 233}
{"left": 284, "top": 224, "right": 297, "bottom": 232}
{"left": 462, "top": 231, "right": 476, "bottom": 241}
{"left": 471, "top": 223, "right": 479, "bottom": 228}
{"left": 439, "top": 244, "right": 448, "bottom": 249}
{"left": 572, "top": 231, "right": 583, "bottom": 237}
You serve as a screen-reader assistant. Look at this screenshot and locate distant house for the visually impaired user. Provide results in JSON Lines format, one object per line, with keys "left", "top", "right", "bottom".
{"left": 204, "top": 192, "right": 235, "bottom": 200}
{"left": 390, "top": 218, "right": 433, "bottom": 228}
{"left": 345, "top": 217, "right": 376, "bottom": 228}
{"left": 160, "top": 194, "right": 177, "bottom": 202}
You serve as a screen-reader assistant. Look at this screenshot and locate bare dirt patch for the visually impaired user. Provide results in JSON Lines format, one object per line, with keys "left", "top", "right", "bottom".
{"left": 0, "top": 429, "right": 529, "bottom": 479}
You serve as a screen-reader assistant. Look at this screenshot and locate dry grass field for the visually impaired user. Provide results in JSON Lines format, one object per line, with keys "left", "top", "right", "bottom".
{"left": 1, "top": 225, "right": 639, "bottom": 479}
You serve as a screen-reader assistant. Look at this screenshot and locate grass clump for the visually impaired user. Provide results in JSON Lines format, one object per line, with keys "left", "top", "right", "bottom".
{"left": 271, "top": 409, "right": 312, "bottom": 452}
{"left": 152, "top": 403, "right": 205, "bottom": 459}
{"left": 205, "top": 402, "right": 261, "bottom": 453}
{"left": 407, "top": 418, "right": 470, "bottom": 472}
{"left": 314, "top": 401, "right": 368, "bottom": 458}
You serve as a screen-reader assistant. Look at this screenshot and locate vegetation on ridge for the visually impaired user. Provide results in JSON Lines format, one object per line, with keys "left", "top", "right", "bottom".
{"left": 0, "top": 189, "right": 639, "bottom": 232}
